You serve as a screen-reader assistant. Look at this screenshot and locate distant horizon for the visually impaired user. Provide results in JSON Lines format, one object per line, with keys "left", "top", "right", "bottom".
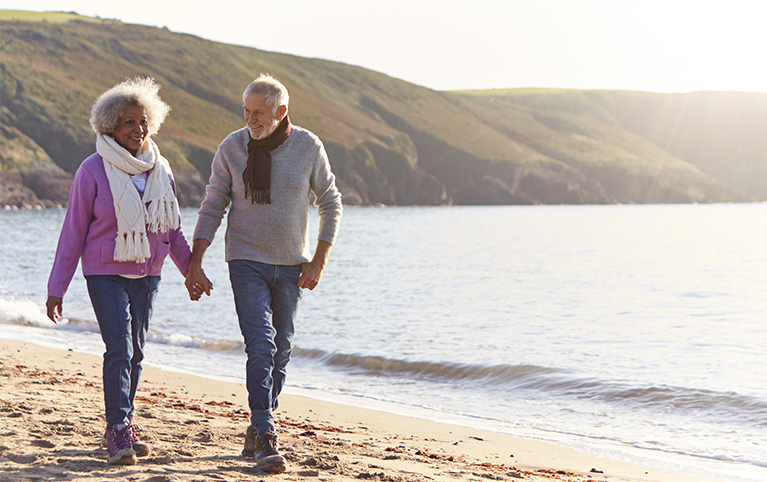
{"left": 3, "top": 1, "right": 766, "bottom": 94}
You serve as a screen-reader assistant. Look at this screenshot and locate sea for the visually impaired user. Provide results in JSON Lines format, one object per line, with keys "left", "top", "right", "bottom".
{"left": 1, "top": 204, "right": 766, "bottom": 482}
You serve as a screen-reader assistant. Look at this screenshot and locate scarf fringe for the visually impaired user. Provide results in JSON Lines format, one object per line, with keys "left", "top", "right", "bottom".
{"left": 146, "top": 199, "right": 179, "bottom": 233}
{"left": 246, "top": 189, "right": 271, "bottom": 205}
{"left": 113, "top": 231, "right": 152, "bottom": 263}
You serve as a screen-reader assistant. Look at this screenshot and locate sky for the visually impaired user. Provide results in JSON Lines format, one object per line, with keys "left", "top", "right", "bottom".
{"left": 5, "top": 0, "right": 767, "bottom": 93}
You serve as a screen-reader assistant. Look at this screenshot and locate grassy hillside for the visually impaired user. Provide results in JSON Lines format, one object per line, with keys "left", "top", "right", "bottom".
{"left": 452, "top": 89, "right": 749, "bottom": 203}
{"left": 1, "top": 10, "right": 760, "bottom": 207}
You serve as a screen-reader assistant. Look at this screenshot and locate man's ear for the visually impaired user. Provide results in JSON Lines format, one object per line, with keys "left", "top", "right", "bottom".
{"left": 276, "top": 104, "right": 288, "bottom": 120}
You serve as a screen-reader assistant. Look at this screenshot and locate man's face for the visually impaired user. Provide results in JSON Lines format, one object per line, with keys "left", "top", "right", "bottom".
{"left": 244, "top": 93, "right": 281, "bottom": 140}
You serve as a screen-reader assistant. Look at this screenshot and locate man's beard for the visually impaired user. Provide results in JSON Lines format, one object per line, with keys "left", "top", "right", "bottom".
{"left": 250, "top": 118, "right": 281, "bottom": 140}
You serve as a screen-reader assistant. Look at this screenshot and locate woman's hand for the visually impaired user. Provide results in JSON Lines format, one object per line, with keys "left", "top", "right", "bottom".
{"left": 46, "top": 296, "right": 63, "bottom": 323}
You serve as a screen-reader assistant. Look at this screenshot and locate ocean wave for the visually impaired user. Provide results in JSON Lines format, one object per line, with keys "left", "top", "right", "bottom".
{"left": 146, "top": 331, "right": 243, "bottom": 352}
{"left": 293, "top": 346, "right": 561, "bottom": 383}
{"left": 292, "top": 346, "right": 767, "bottom": 423}
{"left": 0, "top": 297, "right": 243, "bottom": 353}
{"left": 0, "top": 298, "right": 51, "bottom": 328}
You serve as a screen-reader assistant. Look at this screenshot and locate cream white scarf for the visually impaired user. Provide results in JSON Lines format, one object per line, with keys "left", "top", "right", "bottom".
{"left": 96, "top": 134, "right": 180, "bottom": 263}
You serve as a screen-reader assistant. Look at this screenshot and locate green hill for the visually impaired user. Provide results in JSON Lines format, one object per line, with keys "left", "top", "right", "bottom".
{"left": 1, "top": 10, "right": 762, "bottom": 207}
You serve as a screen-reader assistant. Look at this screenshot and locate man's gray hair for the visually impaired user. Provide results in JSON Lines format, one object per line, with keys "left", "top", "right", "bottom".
{"left": 243, "top": 74, "right": 290, "bottom": 114}
{"left": 89, "top": 76, "right": 171, "bottom": 136}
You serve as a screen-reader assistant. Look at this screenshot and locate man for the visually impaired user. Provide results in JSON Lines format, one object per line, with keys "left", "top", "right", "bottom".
{"left": 185, "top": 74, "right": 342, "bottom": 473}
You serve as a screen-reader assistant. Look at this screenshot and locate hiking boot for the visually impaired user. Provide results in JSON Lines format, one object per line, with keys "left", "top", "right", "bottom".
{"left": 104, "top": 424, "right": 137, "bottom": 465}
{"left": 242, "top": 425, "right": 257, "bottom": 458}
{"left": 254, "top": 431, "right": 286, "bottom": 473}
{"left": 129, "top": 422, "right": 150, "bottom": 457}
{"left": 100, "top": 415, "right": 149, "bottom": 457}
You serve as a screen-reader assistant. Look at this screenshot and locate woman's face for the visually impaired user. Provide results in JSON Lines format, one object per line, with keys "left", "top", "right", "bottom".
{"left": 113, "top": 105, "right": 148, "bottom": 155}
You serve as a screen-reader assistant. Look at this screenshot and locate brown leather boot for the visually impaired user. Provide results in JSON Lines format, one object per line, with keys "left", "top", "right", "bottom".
{"left": 254, "top": 431, "right": 286, "bottom": 473}
{"left": 241, "top": 425, "right": 257, "bottom": 458}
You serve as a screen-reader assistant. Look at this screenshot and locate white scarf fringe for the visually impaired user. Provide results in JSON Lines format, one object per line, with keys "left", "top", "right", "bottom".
{"left": 97, "top": 134, "right": 180, "bottom": 263}
{"left": 146, "top": 199, "right": 178, "bottom": 234}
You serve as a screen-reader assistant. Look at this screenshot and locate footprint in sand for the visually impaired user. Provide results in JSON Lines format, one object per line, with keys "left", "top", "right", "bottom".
{"left": 30, "top": 439, "right": 56, "bottom": 449}
{"left": 6, "top": 453, "right": 38, "bottom": 464}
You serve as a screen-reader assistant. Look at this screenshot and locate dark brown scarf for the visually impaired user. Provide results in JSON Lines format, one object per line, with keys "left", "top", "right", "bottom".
{"left": 243, "top": 116, "right": 291, "bottom": 204}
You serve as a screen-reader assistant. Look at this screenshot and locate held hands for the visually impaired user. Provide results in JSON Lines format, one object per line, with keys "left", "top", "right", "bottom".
{"left": 186, "top": 239, "right": 213, "bottom": 301}
{"left": 185, "top": 267, "right": 213, "bottom": 301}
{"left": 46, "top": 296, "right": 63, "bottom": 324}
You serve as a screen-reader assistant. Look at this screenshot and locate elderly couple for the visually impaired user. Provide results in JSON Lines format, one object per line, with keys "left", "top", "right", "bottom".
{"left": 45, "top": 74, "right": 342, "bottom": 472}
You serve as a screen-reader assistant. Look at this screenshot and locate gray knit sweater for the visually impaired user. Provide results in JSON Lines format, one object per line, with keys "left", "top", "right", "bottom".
{"left": 193, "top": 126, "right": 342, "bottom": 265}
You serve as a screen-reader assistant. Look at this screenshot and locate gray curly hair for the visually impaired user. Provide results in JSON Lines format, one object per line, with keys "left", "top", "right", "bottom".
{"left": 89, "top": 76, "right": 171, "bottom": 136}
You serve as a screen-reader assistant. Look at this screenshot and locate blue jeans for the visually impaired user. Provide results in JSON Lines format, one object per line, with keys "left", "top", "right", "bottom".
{"left": 228, "top": 260, "right": 303, "bottom": 434}
{"left": 86, "top": 275, "right": 160, "bottom": 429}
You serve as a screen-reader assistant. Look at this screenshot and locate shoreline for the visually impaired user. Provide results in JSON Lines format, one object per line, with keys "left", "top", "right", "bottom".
{"left": 0, "top": 338, "right": 721, "bottom": 482}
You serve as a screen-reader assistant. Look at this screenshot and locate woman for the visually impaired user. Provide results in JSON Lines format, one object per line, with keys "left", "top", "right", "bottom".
{"left": 46, "top": 77, "right": 193, "bottom": 466}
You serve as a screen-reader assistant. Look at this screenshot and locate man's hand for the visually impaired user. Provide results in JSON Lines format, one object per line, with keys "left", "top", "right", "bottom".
{"left": 46, "top": 296, "right": 63, "bottom": 323}
{"left": 298, "top": 240, "right": 332, "bottom": 290}
{"left": 298, "top": 259, "right": 324, "bottom": 290}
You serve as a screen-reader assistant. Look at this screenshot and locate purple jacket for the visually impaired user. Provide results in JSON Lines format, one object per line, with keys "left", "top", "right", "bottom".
{"left": 47, "top": 153, "right": 192, "bottom": 298}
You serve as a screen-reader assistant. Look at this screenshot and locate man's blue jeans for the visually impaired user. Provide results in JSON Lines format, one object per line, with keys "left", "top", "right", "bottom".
{"left": 228, "top": 260, "right": 303, "bottom": 435}
{"left": 86, "top": 274, "right": 160, "bottom": 429}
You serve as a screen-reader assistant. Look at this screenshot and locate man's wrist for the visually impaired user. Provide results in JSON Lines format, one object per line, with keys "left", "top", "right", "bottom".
{"left": 310, "top": 256, "right": 327, "bottom": 267}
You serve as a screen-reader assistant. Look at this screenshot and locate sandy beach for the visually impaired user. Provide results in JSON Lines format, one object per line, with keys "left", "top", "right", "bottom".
{"left": 0, "top": 338, "right": 718, "bottom": 482}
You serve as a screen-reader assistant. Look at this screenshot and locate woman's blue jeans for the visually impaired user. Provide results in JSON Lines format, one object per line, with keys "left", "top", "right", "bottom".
{"left": 228, "top": 260, "right": 303, "bottom": 435}
{"left": 86, "top": 274, "right": 160, "bottom": 429}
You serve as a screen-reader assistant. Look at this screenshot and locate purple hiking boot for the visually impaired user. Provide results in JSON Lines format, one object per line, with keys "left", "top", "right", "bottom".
{"left": 104, "top": 424, "right": 137, "bottom": 465}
